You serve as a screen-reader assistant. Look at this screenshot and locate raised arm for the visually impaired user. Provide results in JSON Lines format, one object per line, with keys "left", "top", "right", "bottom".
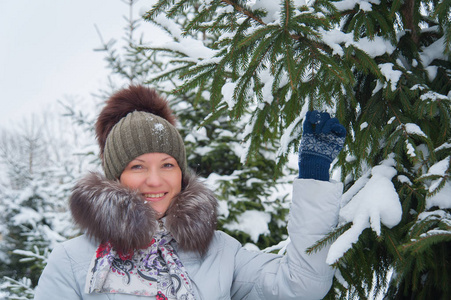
{"left": 231, "top": 111, "right": 346, "bottom": 299}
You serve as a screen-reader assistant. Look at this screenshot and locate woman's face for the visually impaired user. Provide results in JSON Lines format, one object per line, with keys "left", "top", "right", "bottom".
{"left": 120, "top": 152, "right": 182, "bottom": 217}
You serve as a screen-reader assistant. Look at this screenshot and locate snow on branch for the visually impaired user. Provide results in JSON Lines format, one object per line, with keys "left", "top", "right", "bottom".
{"left": 326, "top": 155, "right": 402, "bottom": 264}
{"left": 13, "top": 245, "right": 49, "bottom": 264}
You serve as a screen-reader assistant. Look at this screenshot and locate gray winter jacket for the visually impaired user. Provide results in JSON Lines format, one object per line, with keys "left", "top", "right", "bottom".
{"left": 34, "top": 173, "right": 342, "bottom": 300}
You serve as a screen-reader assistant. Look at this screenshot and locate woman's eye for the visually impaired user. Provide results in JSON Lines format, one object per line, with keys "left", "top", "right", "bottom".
{"left": 163, "top": 163, "right": 174, "bottom": 168}
{"left": 130, "top": 164, "right": 143, "bottom": 170}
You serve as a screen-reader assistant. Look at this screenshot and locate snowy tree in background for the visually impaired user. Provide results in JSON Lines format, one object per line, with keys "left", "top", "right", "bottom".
{"left": 0, "top": 103, "right": 95, "bottom": 298}
{"left": 143, "top": 0, "right": 451, "bottom": 298}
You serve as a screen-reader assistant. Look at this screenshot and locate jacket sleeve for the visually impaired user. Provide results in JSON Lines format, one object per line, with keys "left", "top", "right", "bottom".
{"left": 231, "top": 178, "right": 342, "bottom": 300}
{"left": 34, "top": 243, "right": 82, "bottom": 300}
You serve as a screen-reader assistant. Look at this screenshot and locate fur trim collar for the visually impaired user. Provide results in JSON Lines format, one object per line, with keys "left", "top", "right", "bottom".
{"left": 69, "top": 171, "right": 217, "bottom": 255}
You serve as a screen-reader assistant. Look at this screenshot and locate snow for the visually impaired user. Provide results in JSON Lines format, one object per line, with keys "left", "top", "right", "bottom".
{"left": 224, "top": 210, "right": 272, "bottom": 243}
{"left": 320, "top": 29, "right": 396, "bottom": 57}
{"left": 397, "top": 175, "right": 412, "bottom": 185}
{"left": 372, "top": 80, "right": 385, "bottom": 95}
{"left": 406, "top": 140, "right": 416, "bottom": 157}
{"left": 423, "top": 157, "right": 451, "bottom": 209}
{"left": 185, "top": 126, "right": 209, "bottom": 143}
{"left": 418, "top": 209, "right": 451, "bottom": 222}
{"left": 425, "top": 66, "right": 438, "bottom": 81}
{"left": 420, "top": 90, "right": 449, "bottom": 102}
{"left": 276, "top": 114, "right": 303, "bottom": 160}
{"left": 12, "top": 207, "right": 42, "bottom": 228}
{"left": 221, "top": 82, "right": 238, "bottom": 111}
{"left": 379, "top": 63, "right": 402, "bottom": 91}
{"left": 420, "top": 36, "right": 447, "bottom": 67}
{"left": 436, "top": 142, "right": 451, "bottom": 151}
{"left": 404, "top": 123, "right": 426, "bottom": 137}
{"left": 333, "top": 0, "right": 381, "bottom": 11}
{"left": 246, "top": 0, "right": 281, "bottom": 24}
{"left": 194, "top": 146, "right": 215, "bottom": 156}
{"left": 260, "top": 69, "right": 275, "bottom": 105}
{"left": 425, "top": 156, "right": 450, "bottom": 177}
{"left": 151, "top": 14, "right": 219, "bottom": 61}
{"left": 327, "top": 156, "right": 402, "bottom": 264}
{"left": 217, "top": 200, "right": 230, "bottom": 218}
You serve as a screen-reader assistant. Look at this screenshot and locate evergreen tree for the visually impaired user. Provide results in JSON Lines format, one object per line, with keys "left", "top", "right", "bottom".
{"left": 0, "top": 105, "right": 93, "bottom": 298}
{"left": 143, "top": 0, "right": 451, "bottom": 298}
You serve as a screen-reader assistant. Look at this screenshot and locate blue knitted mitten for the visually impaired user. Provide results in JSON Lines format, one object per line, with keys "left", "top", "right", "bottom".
{"left": 298, "top": 111, "right": 346, "bottom": 181}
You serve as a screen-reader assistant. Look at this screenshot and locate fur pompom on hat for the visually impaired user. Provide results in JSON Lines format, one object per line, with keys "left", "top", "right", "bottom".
{"left": 95, "top": 85, "right": 187, "bottom": 180}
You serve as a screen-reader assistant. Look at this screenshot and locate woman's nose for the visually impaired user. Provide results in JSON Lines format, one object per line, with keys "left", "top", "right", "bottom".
{"left": 145, "top": 170, "right": 162, "bottom": 186}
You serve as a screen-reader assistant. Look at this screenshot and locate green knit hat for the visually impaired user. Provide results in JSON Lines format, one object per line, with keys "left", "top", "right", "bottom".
{"left": 95, "top": 85, "right": 187, "bottom": 180}
{"left": 102, "top": 110, "right": 187, "bottom": 180}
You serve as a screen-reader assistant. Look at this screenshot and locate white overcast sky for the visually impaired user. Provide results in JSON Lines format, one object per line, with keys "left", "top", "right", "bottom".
{"left": 0, "top": 0, "right": 163, "bottom": 129}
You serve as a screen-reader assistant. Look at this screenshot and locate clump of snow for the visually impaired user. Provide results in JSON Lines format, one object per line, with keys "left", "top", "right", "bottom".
{"left": 217, "top": 200, "right": 230, "bottom": 218}
{"left": 185, "top": 126, "right": 209, "bottom": 143}
{"left": 423, "top": 156, "right": 451, "bottom": 209}
{"left": 260, "top": 69, "right": 275, "bottom": 105}
{"left": 426, "top": 181, "right": 451, "bottom": 209}
{"left": 396, "top": 123, "right": 427, "bottom": 138}
{"left": 397, "top": 175, "right": 412, "bottom": 185}
{"left": 379, "top": 63, "right": 402, "bottom": 91}
{"left": 420, "top": 91, "right": 449, "bottom": 102}
{"left": 425, "top": 156, "right": 450, "bottom": 178}
{"left": 12, "top": 207, "right": 42, "bottom": 228}
{"left": 221, "top": 82, "right": 237, "bottom": 111}
{"left": 247, "top": 0, "right": 281, "bottom": 24}
{"left": 327, "top": 156, "right": 402, "bottom": 264}
{"left": 276, "top": 114, "right": 303, "bottom": 161}
{"left": 405, "top": 140, "right": 416, "bottom": 157}
{"left": 420, "top": 37, "right": 447, "bottom": 67}
{"left": 154, "top": 123, "right": 164, "bottom": 132}
{"left": 320, "top": 29, "right": 396, "bottom": 58}
{"left": 276, "top": 101, "right": 310, "bottom": 161}
{"left": 333, "top": 0, "right": 381, "bottom": 12}
{"left": 224, "top": 210, "right": 271, "bottom": 242}
{"left": 372, "top": 80, "right": 384, "bottom": 95}
{"left": 151, "top": 15, "right": 219, "bottom": 61}
{"left": 418, "top": 209, "right": 450, "bottom": 222}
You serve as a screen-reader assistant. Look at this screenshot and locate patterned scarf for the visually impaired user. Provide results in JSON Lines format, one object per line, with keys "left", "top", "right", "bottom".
{"left": 85, "top": 222, "right": 196, "bottom": 299}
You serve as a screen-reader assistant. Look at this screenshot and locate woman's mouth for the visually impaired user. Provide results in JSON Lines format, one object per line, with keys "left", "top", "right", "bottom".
{"left": 142, "top": 193, "right": 165, "bottom": 201}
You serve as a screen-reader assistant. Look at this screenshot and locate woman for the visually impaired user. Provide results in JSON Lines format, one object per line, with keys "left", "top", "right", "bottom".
{"left": 34, "top": 85, "right": 346, "bottom": 299}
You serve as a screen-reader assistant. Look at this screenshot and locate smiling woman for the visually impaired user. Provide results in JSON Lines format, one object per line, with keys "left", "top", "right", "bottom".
{"left": 120, "top": 153, "right": 183, "bottom": 216}
{"left": 34, "top": 85, "right": 345, "bottom": 300}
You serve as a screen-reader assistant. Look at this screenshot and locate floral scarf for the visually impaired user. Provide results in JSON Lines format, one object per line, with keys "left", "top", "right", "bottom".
{"left": 85, "top": 222, "right": 196, "bottom": 299}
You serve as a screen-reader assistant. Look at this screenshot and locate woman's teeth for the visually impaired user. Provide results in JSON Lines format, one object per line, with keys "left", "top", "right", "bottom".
{"left": 143, "top": 193, "right": 164, "bottom": 198}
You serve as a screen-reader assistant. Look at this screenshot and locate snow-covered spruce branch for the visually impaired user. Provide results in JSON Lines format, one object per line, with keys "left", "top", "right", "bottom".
{"left": 2, "top": 276, "right": 34, "bottom": 299}
{"left": 13, "top": 246, "right": 49, "bottom": 264}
